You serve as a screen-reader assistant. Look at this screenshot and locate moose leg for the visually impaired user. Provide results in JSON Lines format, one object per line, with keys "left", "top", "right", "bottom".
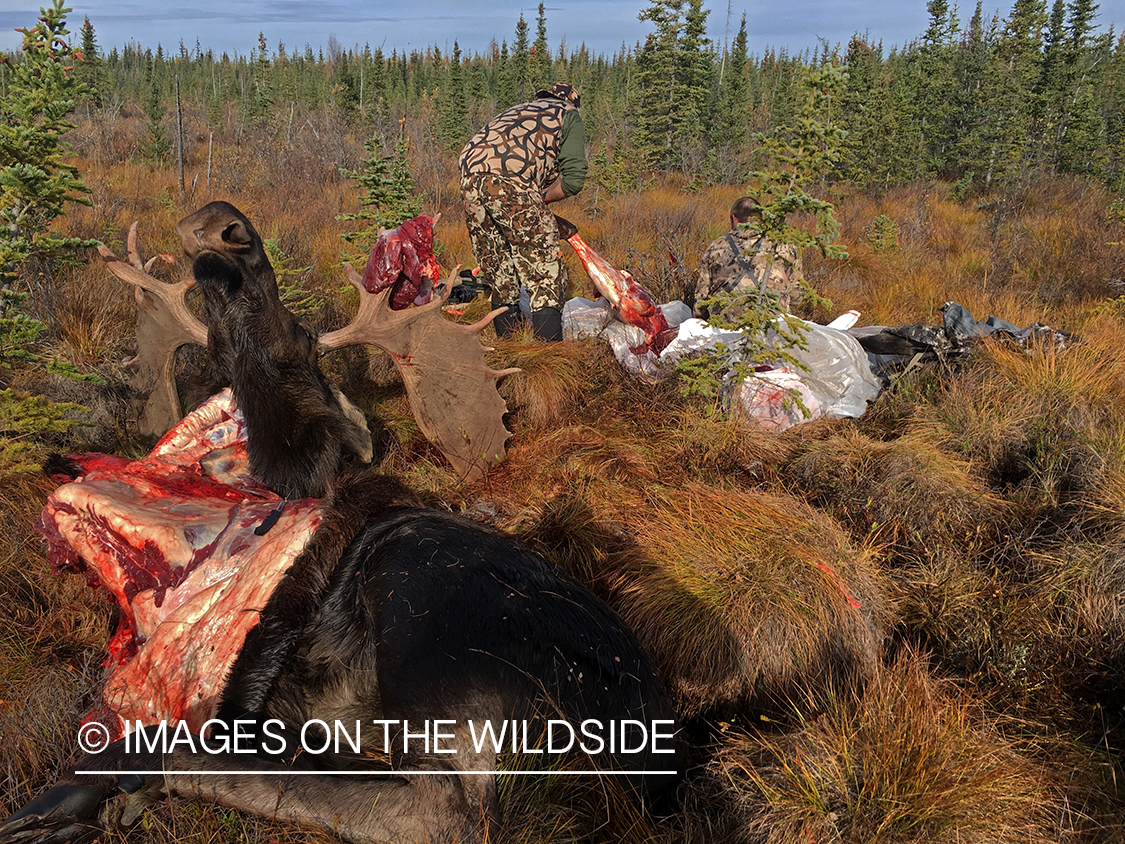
{"left": 163, "top": 721, "right": 501, "bottom": 843}
{"left": 2, "top": 730, "right": 498, "bottom": 844}
{"left": 165, "top": 765, "right": 484, "bottom": 844}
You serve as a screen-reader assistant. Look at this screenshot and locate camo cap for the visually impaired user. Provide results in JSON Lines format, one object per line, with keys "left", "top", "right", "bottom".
{"left": 536, "top": 82, "right": 581, "bottom": 109}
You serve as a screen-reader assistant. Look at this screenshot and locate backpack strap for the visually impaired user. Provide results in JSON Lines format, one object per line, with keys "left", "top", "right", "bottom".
{"left": 724, "top": 233, "right": 767, "bottom": 295}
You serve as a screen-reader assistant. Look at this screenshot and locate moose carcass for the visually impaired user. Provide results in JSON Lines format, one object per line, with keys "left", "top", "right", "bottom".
{"left": 1, "top": 203, "right": 682, "bottom": 844}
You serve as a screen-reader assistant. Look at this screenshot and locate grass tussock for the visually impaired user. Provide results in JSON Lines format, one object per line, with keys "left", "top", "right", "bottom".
{"left": 0, "top": 473, "right": 111, "bottom": 815}
{"left": 911, "top": 331, "right": 1125, "bottom": 533}
{"left": 604, "top": 486, "right": 892, "bottom": 718}
{"left": 786, "top": 425, "right": 1008, "bottom": 561}
{"left": 1047, "top": 533, "right": 1125, "bottom": 689}
{"left": 495, "top": 752, "right": 669, "bottom": 844}
{"left": 702, "top": 650, "right": 1066, "bottom": 844}
{"left": 0, "top": 663, "right": 98, "bottom": 816}
{"left": 495, "top": 337, "right": 602, "bottom": 431}
{"left": 507, "top": 478, "right": 892, "bottom": 719}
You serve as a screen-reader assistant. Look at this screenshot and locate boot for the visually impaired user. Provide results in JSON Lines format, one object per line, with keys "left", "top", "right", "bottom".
{"left": 531, "top": 307, "right": 563, "bottom": 342}
{"left": 491, "top": 304, "right": 523, "bottom": 337}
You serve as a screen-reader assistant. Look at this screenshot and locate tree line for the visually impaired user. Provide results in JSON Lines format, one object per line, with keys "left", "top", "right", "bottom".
{"left": 2, "top": 0, "right": 1122, "bottom": 195}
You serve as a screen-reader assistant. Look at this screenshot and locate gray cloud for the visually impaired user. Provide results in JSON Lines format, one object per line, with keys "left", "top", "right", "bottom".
{"left": 0, "top": 1, "right": 1120, "bottom": 59}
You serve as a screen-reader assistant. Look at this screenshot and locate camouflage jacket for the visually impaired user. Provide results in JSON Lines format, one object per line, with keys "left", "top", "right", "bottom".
{"left": 459, "top": 97, "right": 587, "bottom": 196}
{"left": 694, "top": 227, "right": 803, "bottom": 317}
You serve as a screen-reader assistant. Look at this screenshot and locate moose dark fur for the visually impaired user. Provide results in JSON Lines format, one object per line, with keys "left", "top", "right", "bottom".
{"left": 179, "top": 202, "right": 372, "bottom": 498}
{"left": 1, "top": 203, "right": 682, "bottom": 844}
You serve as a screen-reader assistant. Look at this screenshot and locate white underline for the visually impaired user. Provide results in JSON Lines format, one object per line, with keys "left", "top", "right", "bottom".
{"left": 87, "top": 770, "right": 678, "bottom": 777}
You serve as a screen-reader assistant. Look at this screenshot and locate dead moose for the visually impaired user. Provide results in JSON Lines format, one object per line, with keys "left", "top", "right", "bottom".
{"left": 0, "top": 202, "right": 683, "bottom": 844}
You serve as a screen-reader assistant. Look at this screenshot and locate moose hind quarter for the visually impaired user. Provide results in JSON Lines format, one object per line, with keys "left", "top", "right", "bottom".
{"left": 358, "top": 511, "right": 682, "bottom": 790}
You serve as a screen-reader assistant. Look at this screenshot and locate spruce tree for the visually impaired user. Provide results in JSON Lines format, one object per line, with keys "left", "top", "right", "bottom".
{"left": 76, "top": 16, "right": 102, "bottom": 108}
{"left": 509, "top": 15, "right": 532, "bottom": 105}
{"left": 440, "top": 41, "right": 468, "bottom": 149}
{"left": 948, "top": 2, "right": 991, "bottom": 179}
{"left": 251, "top": 31, "right": 273, "bottom": 122}
{"left": 0, "top": 0, "right": 92, "bottom": 303}
{"left": 497, "top": 40, "right": 515, "bottom": 109}
{"left": 633, "top": 0, "right": 711, "bottom": 170}
{"left": 679, "top": 0, "right": 713, "bottom": 139}
{"left": 714, "top": 14, "right": 750, "bottom": 152}
{"left": 533, "top": 3, "right": 551, "bottom": 89}
{"left": 141, "top": 79, "right": 170, "bottom": 164}
{"left": 747, "top": 62, "right": 849, "bottom": 264}
{"left": 370, "top": 48, "right": 387, "bottom": 116}
{"left": 980, "top": 0, "right": 1048, "bottom": 186}
{"left": 1054, "top": 0, "right": 1107, "bottom": 173}
{"left": 1103, "top": 32, "right": 1125, "bottom": 190}
{"left": 839, "top": 35, "right": 890, "bottom": 188}
{"left": 906, "top": 0, "right": 960, "bottom": 176}
{"left": 466, "top": 56, "right": 491, "bottom": 129}
{"left": 338, "top": 134, "right": 423, "bottom": 265}
{"left": 335, "top": 52, "right": 359, "bottom": 117}
{"left": 0, "top": 1, "right": 96, "bottom": 468}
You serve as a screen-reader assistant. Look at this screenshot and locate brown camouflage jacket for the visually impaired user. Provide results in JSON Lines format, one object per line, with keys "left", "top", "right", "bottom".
{"left": 694, "top": 227, "right": 803, "bottom": 317}
{"left": 459, "top": 97, "right": 587, "bottom": 196}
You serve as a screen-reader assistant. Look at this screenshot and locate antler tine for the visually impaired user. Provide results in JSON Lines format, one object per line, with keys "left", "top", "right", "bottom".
{"left": 320, "top": 265, "right": 464, "bottom": 352}
{"left": 126, "top": 221, "right": 142, "bottom": 269}
{"left": 435, "top": 264, "right": 461, "bottom": 305}
{"left": 471, "top": 307, "right": 514, "bottom": 334}
{"left": 342, "top": 261, "right": 364, "bottom": 291}
{"left": 319, "top": 261, "right": 517, "bottom": 480}
{"left": 99, "top": 238, "right": 207, "bottom": 346}
{"left": 100, "top": 221, "right": 209, "bottom": 439}
{"left": 318, "top": 276, "right": 396, "bottom": 353}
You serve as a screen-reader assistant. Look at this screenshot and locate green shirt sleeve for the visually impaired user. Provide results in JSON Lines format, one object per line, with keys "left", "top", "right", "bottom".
{"left": 558, "top": 109, "right": 588, "bottom": 196}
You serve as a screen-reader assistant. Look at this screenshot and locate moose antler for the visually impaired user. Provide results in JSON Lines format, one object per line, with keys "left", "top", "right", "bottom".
{"left": 321, "top": 265, "right": 520, "bottom": 480}
{"left": 100, "top": 224, "right": 208, "bottom": 439}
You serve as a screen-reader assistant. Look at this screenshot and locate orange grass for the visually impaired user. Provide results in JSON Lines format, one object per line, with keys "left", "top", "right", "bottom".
{"left": 602, "top": 485, "right": 892, "bottom": 717}
{"left": 703, "top": 649, "right": 1068, "bottom": 844}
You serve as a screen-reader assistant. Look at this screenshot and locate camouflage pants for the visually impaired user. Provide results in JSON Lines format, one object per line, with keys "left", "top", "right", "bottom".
{"left": 460, "top": 173, "right": 568, "bottom": 312}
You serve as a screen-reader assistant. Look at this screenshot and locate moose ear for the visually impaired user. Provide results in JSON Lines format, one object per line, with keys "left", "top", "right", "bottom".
{"left": 221, "top": 220, "right": 254, "bottom": 247}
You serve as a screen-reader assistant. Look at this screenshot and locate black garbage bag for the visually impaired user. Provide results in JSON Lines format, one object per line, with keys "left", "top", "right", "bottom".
{"left": 850, "top": 301, "right": 1070, "bottom": 381}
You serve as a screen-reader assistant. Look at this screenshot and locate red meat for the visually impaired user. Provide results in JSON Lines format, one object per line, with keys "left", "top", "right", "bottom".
{"left": 360, "top": 215, "right": 442, "bottom": 310}
{"left": 36, "top": 391, "right": 323, "bottom": 738}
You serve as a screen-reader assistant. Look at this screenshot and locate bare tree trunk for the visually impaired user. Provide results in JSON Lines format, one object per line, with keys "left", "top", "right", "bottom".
{"left": 207, "top": 132, "right": 213, "bottom": 192}
{"left": 176, "top": 76, "right": 185, "bottom": 196}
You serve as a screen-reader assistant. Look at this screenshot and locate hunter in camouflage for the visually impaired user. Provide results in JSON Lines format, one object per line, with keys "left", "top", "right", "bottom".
{"left": 459, "top": 82, "right": 587, "bottom": 341}
{"left": 695, "top": 197, "right": 804, "bottom": 322}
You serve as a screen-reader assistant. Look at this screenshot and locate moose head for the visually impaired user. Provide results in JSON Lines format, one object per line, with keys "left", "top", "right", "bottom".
{"left": 174, "top": 201, "right": 372, "bottom": 499}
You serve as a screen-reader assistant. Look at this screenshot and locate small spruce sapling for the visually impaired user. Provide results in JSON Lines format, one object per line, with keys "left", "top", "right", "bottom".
{"left": 0, "top": 1, "right": 99, "bottom": 469}
{"left": 677, "top": 63, "right": 848, "bottom": 416}
{"left": 264, "top": 237, "right": 323, "bottom": 318}
{"left": 337, "top": 128, "right": 423, "bottom": 268}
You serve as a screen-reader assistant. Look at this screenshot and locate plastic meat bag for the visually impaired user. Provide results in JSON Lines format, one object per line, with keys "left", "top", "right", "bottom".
{"left": 564, "top": 298, "right": 881, "bottom": 431}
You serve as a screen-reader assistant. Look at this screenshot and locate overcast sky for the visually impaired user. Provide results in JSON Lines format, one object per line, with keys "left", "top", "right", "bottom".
{"left": 0, "top": 0, "right": 1121, "bottom": 60}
